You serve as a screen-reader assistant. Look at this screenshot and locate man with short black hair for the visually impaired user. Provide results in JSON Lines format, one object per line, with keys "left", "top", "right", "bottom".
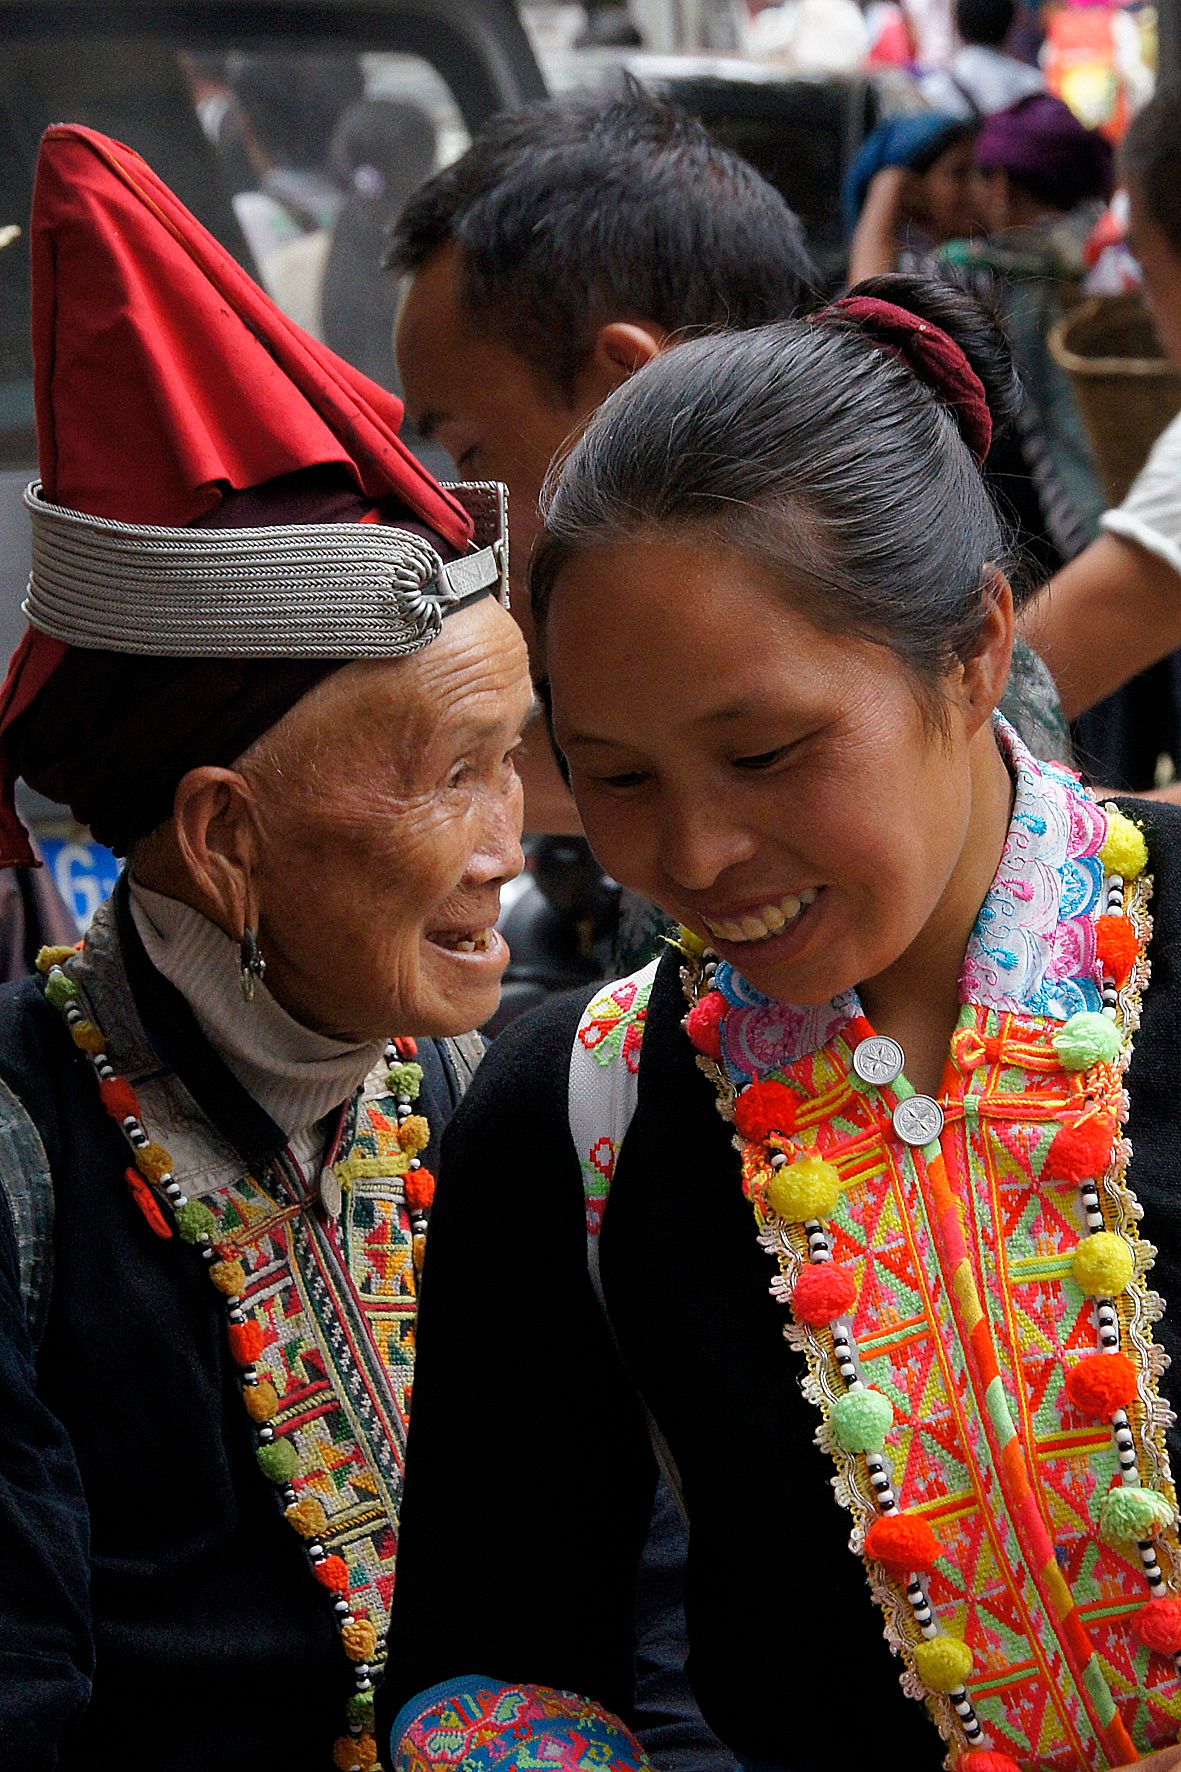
{"left": 922, "top": 0, "right": 1044, "bottom": 118}
{"left": 390, "top": 83, "right": 816, "bottom": 831}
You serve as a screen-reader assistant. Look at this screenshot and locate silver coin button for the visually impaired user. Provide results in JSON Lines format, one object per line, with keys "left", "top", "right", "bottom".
{"left": 892, "top": 1095, "right": 945, "bottom": 1146}
{"left": 852, "top": 1035, "right": 905, "bottom": 1086}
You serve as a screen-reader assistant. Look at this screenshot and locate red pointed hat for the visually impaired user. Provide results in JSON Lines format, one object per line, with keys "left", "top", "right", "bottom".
{"left": 0, "top": 124, "right": 506, "bottom": 864}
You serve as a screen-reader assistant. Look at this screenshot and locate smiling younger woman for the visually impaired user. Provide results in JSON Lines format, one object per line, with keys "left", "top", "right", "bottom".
{"left": 383, "top": 277, "right": 1181, "bottom": 1772}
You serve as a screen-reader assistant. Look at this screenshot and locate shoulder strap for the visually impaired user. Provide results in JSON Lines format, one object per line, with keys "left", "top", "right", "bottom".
{"left": 442, "top": 1030, "right": 486, "bottom": 1098}
{"left": 0, "top": 1072, "right": 56, "bottom": 1349}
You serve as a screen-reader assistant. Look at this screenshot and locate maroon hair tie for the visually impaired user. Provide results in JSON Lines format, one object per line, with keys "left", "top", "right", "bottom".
{"left": 820, "top": 294, "right": 993, "bottom": 466}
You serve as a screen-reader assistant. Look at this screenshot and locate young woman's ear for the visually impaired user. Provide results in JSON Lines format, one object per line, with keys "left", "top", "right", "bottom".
{"left": 959, "top": 569, "right": 1016, "bottom": 736}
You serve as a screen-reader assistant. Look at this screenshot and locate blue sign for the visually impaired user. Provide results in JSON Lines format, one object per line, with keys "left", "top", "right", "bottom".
{"left": 40, "top": 838, "right": 121, "bottom": 931}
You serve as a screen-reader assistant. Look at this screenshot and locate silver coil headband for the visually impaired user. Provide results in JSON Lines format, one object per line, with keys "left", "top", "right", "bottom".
{"left": 23, "top": 480, "right": 509, "bottom": 659}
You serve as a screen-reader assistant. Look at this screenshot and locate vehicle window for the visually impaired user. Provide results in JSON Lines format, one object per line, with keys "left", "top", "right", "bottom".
{"left": 0, "top": 38, "right": 471, "bottom": 467}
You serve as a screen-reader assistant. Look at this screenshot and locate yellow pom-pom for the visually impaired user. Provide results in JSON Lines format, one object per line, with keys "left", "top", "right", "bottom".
{"left": 285, "top": 1498, "right": 328, "bottom": 1539}
{"left": 134, "top": 1141, "right": 174, "bottom": 1184}
{"left": 341, "top": 1618, "right": 378, "bottom": 1663}
{"left": 244, "top": 1380, "right": 279, "bottom": 1423}
{"left": 767, "top": 1153, "right": 842, "bottom": 1222}
{"left": 914, "top": 1634, "right": 974, "bottom": 1693}
{"left": 209, "top": 1259, "right": 246, "bottom": 1296}
{"left": 1101, "top": 811, "right": 1148, "bottom": 881}
{"left": 1072, "top": 1231, "right": 1135, "bottom": 1298}
{"left": 36, "top": 944, "right": 78, "bottom": 973}
{"left": 69, "top": 1020, "right": 106, "bottom": 1054}
{"left": 332, "top": 1736, "right": 378, "bottom": 1771}
{"left": 676, "top": 927, "right": 708, "bottom": 959}
{"left": 397, "top": 1115, "right": 431, "bottom": 1155}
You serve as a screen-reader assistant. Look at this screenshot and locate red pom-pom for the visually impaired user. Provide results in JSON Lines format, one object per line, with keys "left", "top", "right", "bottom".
{"left": 392, "top": 1037, "right": 418, "bottom": 1059}
{"left": 102, "top": 1076, "right": 142, "bottom": 1123}
{"left": 734, "top": 1080, "right": 798, "bottom": 1143}
{"left": 685, "top": 991, "right": 727, "bottom": 1060}
{"left": 792, "top": 1263, "right": 857, "bottom": 1326}
{"left": 123, "top": 1167, "right": 173, "bottom": 1239}
{"left": 1064, "top": 1351, "right": 1139, "bottom": 1417}
{"left": 864, "top": 1512, "right": 944, "bottom": 1572}
{"left": 958, "top": 1753, "right": 1023, "bottom": 1772}
{"left": 404, "top": 1169, "right": 436, "bottom": 1213}
{"left": 313, "top": 1554, "right": 350, "bottom": 1595}
{"left": 1096, "top": 914, "right": 1139, "bottom": 988}
{"left": 1132, "top": 1596, "right": 1181, "bottom": 1655}
{"left": 1043, "top": 1114, "right": 1116, "bottom": 1184}
{"left": 228, "top": 1321, "right": 266, "bottom": 1365}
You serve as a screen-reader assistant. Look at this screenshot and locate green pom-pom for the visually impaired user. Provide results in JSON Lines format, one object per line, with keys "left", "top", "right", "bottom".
{"left": 385, "top": 1062, "right": 423, "bottom": 1101}
{"left": 346, "top": 1691, "right": 376, "bottom": 1724}
{"left": 43, "top": 970, "right": 79, "bottom": 1009}
{"left": 174, "top": 1200, "right": 217, "bottom": 1244}
{"left": 256, "top": 1439, "right": 300, "bottom": 1484}
{"left": 1099, "top": 1485, "right": 1175, "bottom": 1543}
{"left": 831, "top": 1387, "right": 894, "bottom": 1454}
{"left": 1053, "top": 1011, "right": 1121, "bottom": 1071}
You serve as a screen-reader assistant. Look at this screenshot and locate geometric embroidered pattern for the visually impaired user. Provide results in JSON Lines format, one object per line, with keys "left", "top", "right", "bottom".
{"left": 395, "top": 1679, "right": 654, "bottom": 1769}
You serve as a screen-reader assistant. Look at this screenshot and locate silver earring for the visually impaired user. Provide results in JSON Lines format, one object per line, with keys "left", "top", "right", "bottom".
{"left": 239, "top": 927, "right": 266, "bottom": 1002}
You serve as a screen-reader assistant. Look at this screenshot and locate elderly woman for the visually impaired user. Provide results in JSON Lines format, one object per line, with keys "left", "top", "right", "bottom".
{"left": 381, "top": 276, "right": 1181, "bottom": 1772}
{"left": 0, "top": 127, "right": 530, "bottom": 1772}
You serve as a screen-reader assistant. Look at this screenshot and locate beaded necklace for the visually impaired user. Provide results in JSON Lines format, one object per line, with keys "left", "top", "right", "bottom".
{"left": 682, "top": 804, "right": 1181, "bottom": 1771}
{"left": 37, "top": 942, "right": 435, "bottom": 1772}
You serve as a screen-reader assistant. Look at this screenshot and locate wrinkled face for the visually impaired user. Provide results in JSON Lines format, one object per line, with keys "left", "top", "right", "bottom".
{"left": 920, "top": 138, "right": 980, "bottom": 241}
{"left": 547, "top": 537, "right": 976, "bottom": 1006}
{"left": 1128, "top": 181, "right": 1181, "bottom": 367}
{"left": 251, "top": 597, "right": 532, "bottom": 1040}
{"left": 396, "top": 243, "right": 585, "bottom": 654}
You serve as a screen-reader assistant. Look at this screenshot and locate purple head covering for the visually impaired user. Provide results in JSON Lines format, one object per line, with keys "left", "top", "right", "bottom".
{"left": 975, "top": 94, "right": 1114, "bottom": 210}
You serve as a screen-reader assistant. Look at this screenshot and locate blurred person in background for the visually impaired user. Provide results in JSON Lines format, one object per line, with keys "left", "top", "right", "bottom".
{"left": 845, "top": 112, "right": 981, "bottom": 284}
{"left": 921, "top": 0, "right": 1045, "bottom": 118}
{"left": 1023, "top": 84, "right": 1181, "bottom": 735}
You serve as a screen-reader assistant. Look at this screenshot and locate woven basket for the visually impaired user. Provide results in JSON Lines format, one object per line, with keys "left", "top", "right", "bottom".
{"left": 1049, "top": 291, "right": 1181, "bottom": 506}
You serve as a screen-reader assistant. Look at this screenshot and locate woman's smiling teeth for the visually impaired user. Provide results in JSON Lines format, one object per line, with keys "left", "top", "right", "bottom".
{"left": 703, "top": 887, "right": 819, "bottom": 945}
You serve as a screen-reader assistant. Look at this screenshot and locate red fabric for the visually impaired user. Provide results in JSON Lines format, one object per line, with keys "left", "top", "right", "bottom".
{"left": 824, "top": 295, "right": 994, "bottom": 466}
{"left": 30, "top": 124, "right": 472, "bottom": 542}
{"left": 0, "top": 630, "right": 68, "bottom": 864}
{"left": 733, "top": 1079, "right": 799, "bottom": 1143}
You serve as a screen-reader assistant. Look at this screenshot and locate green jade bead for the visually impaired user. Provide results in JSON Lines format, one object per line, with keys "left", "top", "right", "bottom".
{"left": 1053, "top": 1011, "right": 1122, "bottom": 1071}
{"left": 174, "top": 1200, "right": 218, "bottom": 1244}
{"left": 256, "top": 1440, "right": 301, "bottom": 1484}
{"left": 831, "top": 1387, "right": 894, "bottom": 1454}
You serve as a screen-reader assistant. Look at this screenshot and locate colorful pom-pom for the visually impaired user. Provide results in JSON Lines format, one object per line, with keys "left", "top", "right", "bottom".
{"left": 792, "top": 1262, "right": 857, "bottom": 1326}
{"left": 257, "top": 1439, "right": 300, "bottom": 1484}
{"left": 333, "top": 1734, "right": 378, "bottom": 1770}
{"left": 69, "top": 1019, "right": 106, "bottom": 1054}
{"left": 404, "top": 1169, "right": 436, "bottom": 1213}
{"left": 767, "top": 1152, "right": 841, "bottom": 1223}
{"left": 244, "top": 1380, "right": 279, "bottom": 1424}
{"left": 1053, "top": 1012, "right": 1122, "bottom": 1072}
{"left": 346, "top": 1691, "right": 376, "bottom": 1726}
{"left": 209, "top": 1259, "right": 246, "bottom": 1297}
{"left": 1096, "top": 914, "right": 1139, "bottom": 988}
{"left": 864, "top": 1512, "right": 944, "bottom": 1572}
{"left": 685, "top": 991, "right": 727, "bottom": 1059}
{"left": 286, "top": 1498, "right": 328, "bottom": 1538}
{"left": 228, "top": 1320, "right": 266, "bottom": 1365}
{"left": 385, "top": 1061, "right": 422, "bottom": 1100}
{"left": 313, "top": 1554, "right": 350, "bottom": 1594}
{"left": 1064, "top": 1351, "right": 1139, "bottom": 1417}
{"left": 913, "top": 1634, "right": 973, "bottom": 1693}
{"left": 1101, "top": 810, "right": 1148, "bottom": 881}
{"left": 397, "top": 1114, "right": 431, "bottom": 1154}
{"left": 676, "top": 927, "right": 708, "bottom": 959}
{"left": 392, "top": 1036, "right": 418, "bottom": 1060}
{"left": 958, "top": 1751, "right": 1022, "bottom": 1772}
{"left": 734, "top": 1079, "right": 799, "bottom": 1143}
{"left": 36, "top": 944, "right": 79, "bottom": 973}
{"left": 831, "top": 1387, "right": 894, "bottom": 1453}
{"left": 1132, "top": 1596, "right": 1181, "bottom": 1655}
{"left": 1099, "top": 1484, "right": 1175, "bottom": 1543}
{"left": 43, "top": 970, "right": 79, "bottom": 1009}
{"left": 100, "top": 1076, "right": 141, "bottom": 1123}
{"left": 123, "top": 1167, "right": 173, "bottom": 1239}
{"left": 174, "top": 1199, "right": 216, "bottom": 1244}
{"left": 1043, "top": 1115, "right": 1116, "bottom": 1185}
{"left": 341, "top": 1618, "right": 378, "bottom": 1662}
{"left": 1072, "top": 1231, "right": 1134, "bottom": 1298}
{"left": 135, "top": 1141, "right": 174, "bottom": 1184}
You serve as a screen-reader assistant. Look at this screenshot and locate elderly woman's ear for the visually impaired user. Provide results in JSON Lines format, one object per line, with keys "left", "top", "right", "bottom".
{"left": 164, "top": 765, "right": 264, "bottom": 943}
